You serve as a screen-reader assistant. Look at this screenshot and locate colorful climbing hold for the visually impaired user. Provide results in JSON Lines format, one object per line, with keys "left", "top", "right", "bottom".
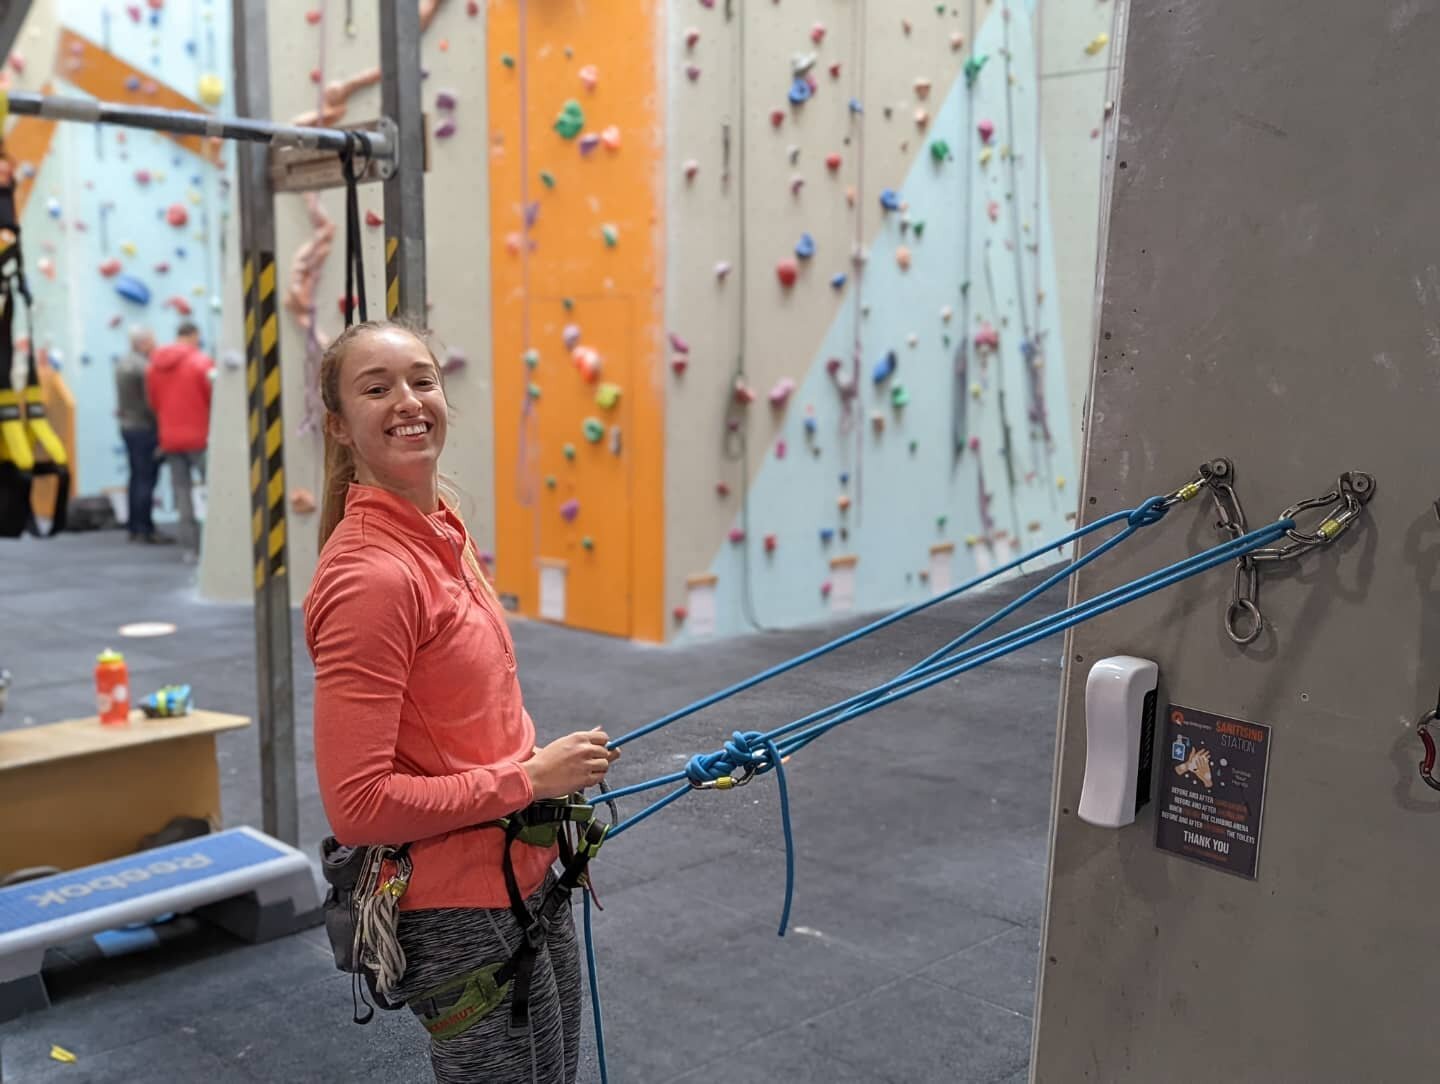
{"left": 583, "top": 418, "right": 604, "bottom": 443}
{"left": 872, "top": 351, "right": 897, "bottom": 383}
{"left": 563, "top": 324, "right": 581, "bottom": 349}
{"left": 601, "top": 223, "right": 619, "bottom": 247}
{"left": 775, "top": 258, "right": 798, "bottom": 288}
{"left": 775, "top": 440, "right": 787, "bottom": 460}
{"left": 950, "top": 32, "right": 965, "bottom": 51}
{"left": 929, "top": 140, "right": 950, "bottom": 162}
{"left": 896, "top": 246, "right": 912, "bottom": 271}
{"left": 987, "top": 200, "right": 1000, "bottom": 222}
{"left": 540, "top": 170, "right": 556, "bottom": 189}
{"left": 978, "top": 118, "right": 995, "bottom": 143}
{"left": 671, "top": 357, "right": 688, "bottom": 376}
{"left": 165, "top": 203, "right": 188, "bottom": 227}
{"left": 560, "top": 499, "right": 580, "bottom": 522}
{"left": 99, "top": 258, "right": 122, "bottom": 277}
{"left": 578, "top": 133, "right": 600, "bottom": 155}
{"left": 975, "top": 322, "right": 1000, "bottom": 351}
{"left": 825, "top": 152, "right": 842, "bottom": 172}
{"left": 563, "top": 444, "right": 576, "bottom": 461}
{"left": 1085, "top": 32, "right": 1110, "bottom": 56}
{"left": 572, "top": 345, "right": 602, "bottom": 381}
{"left": 879, "top": 188, "right": 900, "bottom": 212}
{"left": 435, "top": 119, "right": 457, "bottom": 140}
{"left": 789, "top": 77, "right": 812, "bottom": 105}
{"left": 770, "top": 109, "right": 785, "bottom": 129}
{"left": 684, "top": 27, "right": 700, "bottom": 49}
{"left": 891, "top": 384, "right": 911, "bottom": 408}
{"left": 582, "top": 537, "right": 594, "bottom": 551}
{"left": 914, "top": 77, "right": 932, "bottom": 100}
{"left": 811, "top": 22, "right": 826, "bottom": 43}
{"left": 501, "top": 54, "right": 515, "bottom": 68}
{"left": 554, "top": 100, "right": 584, "bottom": 139}
{"left": 830, "top": 272, "right": 847, "bottom": 290}
{"left": 114, "top": 275, "right": 151, "bottom": 305}
{"left": 769, "top": 378, "right": 796, "bottom": 407}
{"left": 714, "top": 260, "right": 733, "bottom": 280}
{"left": 686, "top": 64, "right": 701, "bottom": 81}
{"left": 964, "top": 55, "right": 988, "bottom": 87}
{"left": 578, "top": 64, "right": 599, "bottom": 91}
{"left": 795, "top": 233, "right": 815, "bottom": 260}
{"left": 728, "top": 528, "right": 746, "bottom": 544}
{"left": 436, "top": 90, "right": 458, "bottom": 112}
{"left": 915, "top": 108, "right": 929, "bottom": 129}
{"left": 764, "top": 534, "right": 778, "bottom": 553}
{"left": 979, "top": 147, "right": 993, "bottom": 167}
{"left": 683, "top": 159, "right": 699, "bottom": 181}
{"left": 523, "top": 349, "right": 540, "bottom": 369}
{"left": 601, "top": 125, "right": 621, "bottom": 151}
{"left": 596, "top": 383, "right": 622, "bottom": 410}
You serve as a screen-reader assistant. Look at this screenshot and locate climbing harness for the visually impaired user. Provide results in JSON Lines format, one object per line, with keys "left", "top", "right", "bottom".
{"left": 323, "top": 793, "right": 612, "bottom": 1036}
{"left": 1200, "top": 457, "right": 1376, "bottom": 644}
{"left": 0, "top": 227, "right": 69, "bottom": 539}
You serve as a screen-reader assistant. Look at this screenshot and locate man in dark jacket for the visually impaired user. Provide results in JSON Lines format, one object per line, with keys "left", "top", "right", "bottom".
{"left": 146, "top": 321, "right": 215, "bottom": 559}
{"left": 114, "top": 326, "right": 170, "bottom": 543}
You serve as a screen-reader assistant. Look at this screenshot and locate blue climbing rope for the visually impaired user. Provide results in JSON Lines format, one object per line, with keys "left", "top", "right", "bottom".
{"left": 578, "top": 481, "right": 1312, "bottom": 1083}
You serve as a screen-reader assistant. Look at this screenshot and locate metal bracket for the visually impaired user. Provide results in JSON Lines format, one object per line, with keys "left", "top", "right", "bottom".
{"left": 268, "top": 115, "right": 415, "bottom": 192}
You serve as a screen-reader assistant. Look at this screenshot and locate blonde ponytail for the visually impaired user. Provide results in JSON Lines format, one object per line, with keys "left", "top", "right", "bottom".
{"left": 318, "top": 425, "right": 357, "bottom": 551}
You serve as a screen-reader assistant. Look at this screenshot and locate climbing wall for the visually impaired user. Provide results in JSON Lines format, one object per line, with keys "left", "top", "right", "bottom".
{"left": 664, "top": 0, "right": 1109, "bottom": 640}
{"left": 486, "top": 1, "right": 666, "bottom": 640}
{"left": 1034, "top": 1, "right": 1440, "bottom": 1079}
{"left": 204, "top": 0, "right": 495, "bottom": 604}
{"left": 7, "top": 0, "right": 233, "bottom": 507}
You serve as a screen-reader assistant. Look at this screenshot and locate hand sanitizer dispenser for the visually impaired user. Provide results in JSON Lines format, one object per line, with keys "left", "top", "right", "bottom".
{"left": 1077, "top": 656, "right": 1159, "bottom": 828}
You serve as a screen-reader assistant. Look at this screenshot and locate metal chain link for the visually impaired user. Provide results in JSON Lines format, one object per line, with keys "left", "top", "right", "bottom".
{"left": 1192, "top": 460, "right": 1376, "bottom": 645}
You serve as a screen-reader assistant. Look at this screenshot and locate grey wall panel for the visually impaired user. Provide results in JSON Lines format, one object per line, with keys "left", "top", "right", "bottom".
{"left": 1032, "top": 1, "right": 1440, "bottom": 1080}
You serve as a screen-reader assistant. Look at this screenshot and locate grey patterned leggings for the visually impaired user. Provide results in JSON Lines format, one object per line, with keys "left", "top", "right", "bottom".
{"left": 393, "top": 870, "right": 582, "bottom": 1084}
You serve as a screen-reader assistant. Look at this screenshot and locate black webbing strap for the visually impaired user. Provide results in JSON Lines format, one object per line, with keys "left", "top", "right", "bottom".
{"left": 495, "top": 811, "right": 608, "bottom": 1035}
{"left": 340, "top": 133, "right": 369, "bottom": 328}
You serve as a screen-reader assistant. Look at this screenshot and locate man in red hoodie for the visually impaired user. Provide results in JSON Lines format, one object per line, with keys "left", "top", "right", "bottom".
{"left": 146, "top": 321, "right": 216, "bottom": 560}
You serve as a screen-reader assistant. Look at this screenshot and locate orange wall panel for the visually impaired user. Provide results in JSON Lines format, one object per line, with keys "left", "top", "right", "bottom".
{"left": 488, "top": 1, "right": 665, "bottom": 641}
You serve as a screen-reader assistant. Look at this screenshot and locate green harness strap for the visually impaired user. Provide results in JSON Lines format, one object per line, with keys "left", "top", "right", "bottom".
{"left": 411, "top": 795, "right": 609, "bottom": 1041}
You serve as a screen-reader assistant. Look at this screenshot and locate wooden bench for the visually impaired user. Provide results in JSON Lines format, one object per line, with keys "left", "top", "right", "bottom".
{"left": 0, "top": 709, "right": 251, "bottom": 879}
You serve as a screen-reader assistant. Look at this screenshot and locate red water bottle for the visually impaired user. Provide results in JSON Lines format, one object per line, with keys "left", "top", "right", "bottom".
{"left": 95, "top": 649, "right": 130, "bottom": 725}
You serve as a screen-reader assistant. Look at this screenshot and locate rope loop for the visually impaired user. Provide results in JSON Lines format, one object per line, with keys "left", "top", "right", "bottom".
{"left": 685, "top": 730, "right": 776, "bottom": 786}
{"left": 1127, "top": 494, "right": 1170, "bottom": 528}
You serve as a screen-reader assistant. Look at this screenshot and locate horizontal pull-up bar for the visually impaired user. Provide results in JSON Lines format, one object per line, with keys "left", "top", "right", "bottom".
{"left": 4, "top": 90, "right": 396, "bottom": 161}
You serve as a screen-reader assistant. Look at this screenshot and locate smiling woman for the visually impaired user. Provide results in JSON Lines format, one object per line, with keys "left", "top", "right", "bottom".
{"left": 316, "top": 320, "right": 451, "bottom": 546}
{"left": 303, "top": 319, "right": 620, "bottom": 1083}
